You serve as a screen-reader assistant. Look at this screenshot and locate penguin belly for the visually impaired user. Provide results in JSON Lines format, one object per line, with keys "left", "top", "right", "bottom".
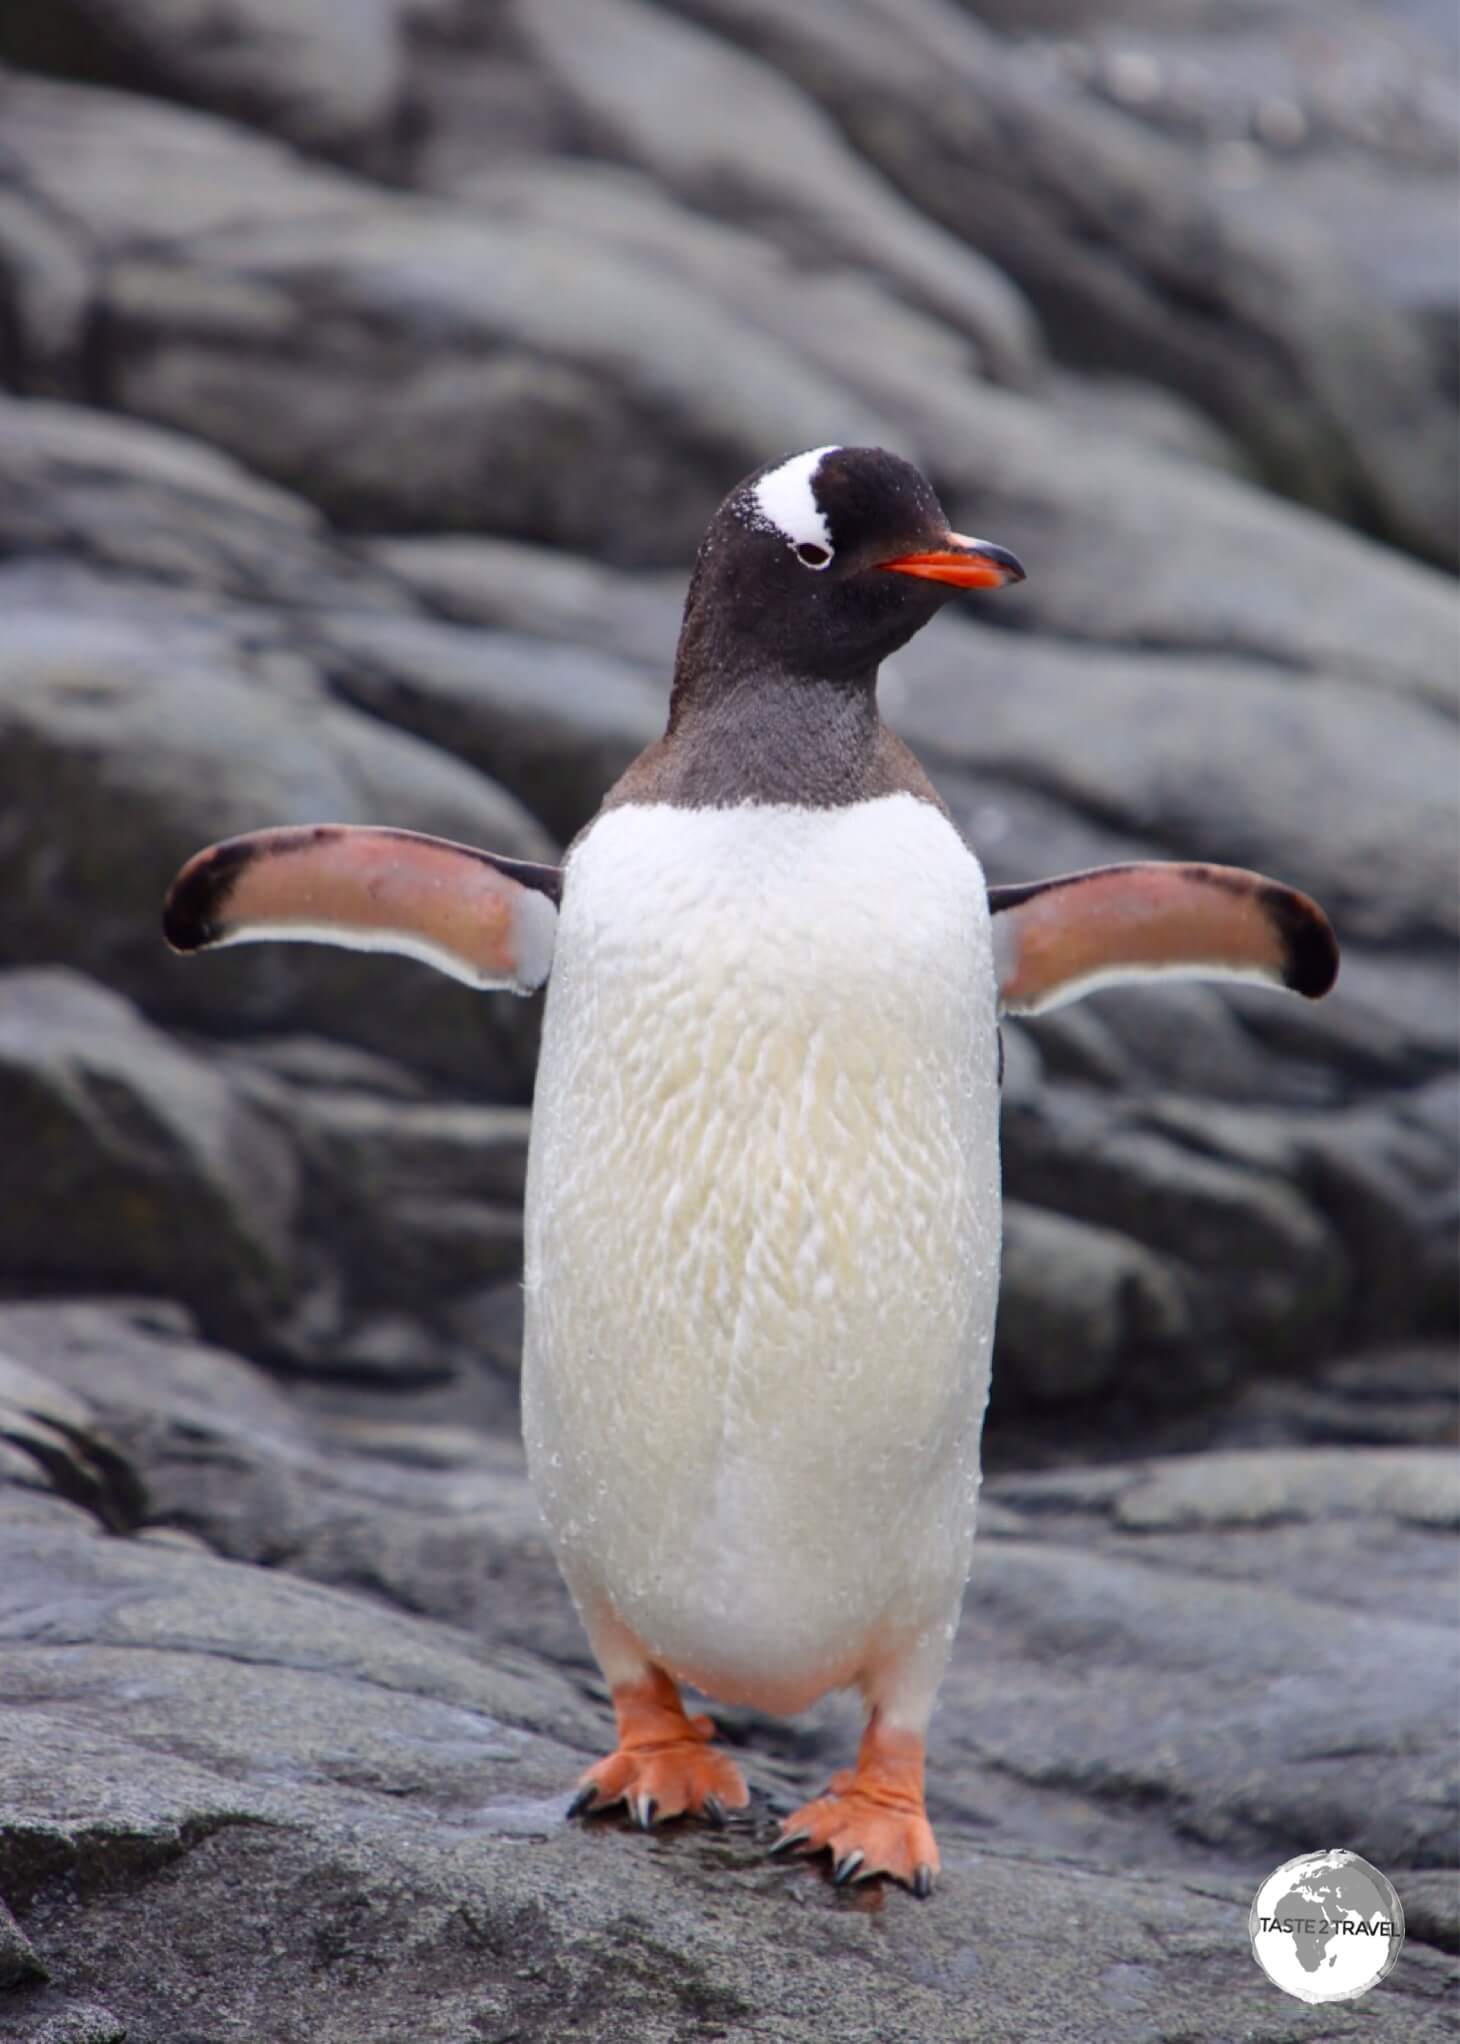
{"left": 522, "top": 794, "right": 1001, "bottom": 1715}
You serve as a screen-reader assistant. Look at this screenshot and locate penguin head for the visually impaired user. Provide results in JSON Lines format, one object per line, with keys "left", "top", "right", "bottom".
{"left": 676, "top": 445, "right": 1024, "bottom": 688}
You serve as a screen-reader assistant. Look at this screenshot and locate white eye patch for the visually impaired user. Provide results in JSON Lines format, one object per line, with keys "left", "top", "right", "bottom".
{"left": 750, "top": 445, "right": 839, "bottom": 563}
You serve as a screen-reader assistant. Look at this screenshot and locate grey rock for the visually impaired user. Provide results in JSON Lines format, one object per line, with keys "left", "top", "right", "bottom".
{"left": 0, "top": 65, "right": 367, "bottom": 249}
{"left": 0, "top": 565, "right": 552, "bottom": 1092}
{"left": 7, "top": 62, "right": 1452, "bottom": 712}
{"left": 1210, "top": 1344, "right": 1460, "bottom": 1454}
{"left": 895, "top": 616, "right": 1460, "bottom": 944}
{"left": 106, "top": 201, "right": 886, "bottom": 556}
{"left": 0, "top": 11, "right": 1452, "bottom": 2024}
{"left": 0, "top": 0, "right": 405, "bottom": 164}
{"left": 364, "top": 533, "right": 685, "bottom": 667}
{"left": 404, "top": 26, "right": 583, "bottom": 192}
{"left": 0, "top": 1309, "right": 1453, "bottom": 2039}
{"left": 0, "top": 393, "right": 408, "bottom": 610}
{"left": 1001, "top": 1081, "right": 1352, "bottom": 1384}
{"left": 1110, "top": 1445, "right": 1460, "bottom": 1531}
{"left": 0, "top": 971, "right": 300, "bottom": 1353}
{"left": 952, "top": 1452, "right": 1459, "bottom": 1876}
{"left": 1045, "top": 367, "right": 1251, "bottom": 476}
{"left": 0, "top": 188, "right": 91, "bottom": 391}
{"left": 317, "top": 613, "right": 665, "bottom": 840}
{"left": 0, "top": 1896, "right": 46, "bottom": 1988}
{"left": 460, "top": 154, "right": 1459, "bottom": 709}
{"left": 0, "top": 1351, "right": 144, "bottom": 1536}
{"left": 670, "top": 0, "right": 1458, "bottom": 566}
{"left": 512, "top": 0, "right": 1042, "bottom": 387}
{"left": 283, "top": 1088, "right": 531, "bottom": 1358}
{"left": 1399, "top": 1869, "right": 1460, "bottom": 1958}
{"left": 6, "top": 2002, "right": 126, "bottom": 2044}
{"left": 984, "top": 0, "right": 1460, "bottom": 382}
{"left": 997, "top": 1201, "right": 1190, "bottom": 1406}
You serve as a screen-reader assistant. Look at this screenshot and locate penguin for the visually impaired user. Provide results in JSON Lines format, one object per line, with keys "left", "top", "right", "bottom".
{"left": 164, "top": 445, "right": 1338, "bottom": 1897}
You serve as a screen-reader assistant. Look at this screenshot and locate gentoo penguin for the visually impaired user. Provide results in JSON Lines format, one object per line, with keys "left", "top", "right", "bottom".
{"left": 164, "top": 445, "right": 1338, "bottom": 1896}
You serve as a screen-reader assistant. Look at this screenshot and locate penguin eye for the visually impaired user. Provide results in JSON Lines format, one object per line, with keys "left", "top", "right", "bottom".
{"left": 795, "top": 542, "right": 832, "bottom": 569}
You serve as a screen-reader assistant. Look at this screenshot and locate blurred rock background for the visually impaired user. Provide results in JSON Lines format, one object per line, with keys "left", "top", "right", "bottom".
{"left": 0, "top": 3, "right": 1455, "bottom": 2040}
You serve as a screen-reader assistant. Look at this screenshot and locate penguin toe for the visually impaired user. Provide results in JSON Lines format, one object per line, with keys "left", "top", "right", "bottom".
{"left": 771, "top": 1789, "right": 940, "bottom": 1897}
{"left": 570, "top": 1740, "right": 749, "bottom": 1829}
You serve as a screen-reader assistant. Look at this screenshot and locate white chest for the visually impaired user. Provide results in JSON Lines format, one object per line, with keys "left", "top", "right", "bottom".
{"left": 521, "top": 795, "right": 1002, "bottom": 1706}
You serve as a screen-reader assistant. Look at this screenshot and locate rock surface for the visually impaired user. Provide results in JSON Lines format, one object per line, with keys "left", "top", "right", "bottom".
{"left": 0, "top": 1301, "right": 1455, "bottom": 2041}
{"left": 0, "top": 6, "right": 1455, "bottom": 2037}
{"left": 0, "top": 388, "right": 1451, "bottom": 1404}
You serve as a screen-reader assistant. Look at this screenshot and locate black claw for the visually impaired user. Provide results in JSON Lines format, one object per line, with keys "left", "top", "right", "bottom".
{"left": 701, "top": 1795, "right": 727, "bottom": 1828}
{"left": 912, "top": 1863, "right": 934, "bottom": 1900}
{"left": 832, "top": 1851, "right": 866, "bottom": 1887}
{"left": 566, "top": 1785, "right": 598, "bottom": 1819}
{"left": 768, "top": 1828, "right": 811, "bottom": 1859}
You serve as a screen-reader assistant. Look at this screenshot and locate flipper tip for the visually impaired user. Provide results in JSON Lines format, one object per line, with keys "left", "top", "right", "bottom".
{"left": 161, "top": 835, "right": 258, "bottom": 953}
{"left": 1265, "top": 885, "right": 1340, "bottom": 1000}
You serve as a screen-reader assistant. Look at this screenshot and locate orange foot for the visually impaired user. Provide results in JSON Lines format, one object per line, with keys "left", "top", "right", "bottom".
{"left": 771, "top": 1713, "right": 938, "bottom": 1897}
{"left": 568, "top": 1665, "right": 749, "bottom": 1830}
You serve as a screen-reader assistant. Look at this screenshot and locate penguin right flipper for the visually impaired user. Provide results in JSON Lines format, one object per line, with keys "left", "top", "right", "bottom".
{"left": 989, "top": 861, "right": 1338, "bottom": 1017}
{"left": 163, "top": 824, "right": 560, "bottom": 994}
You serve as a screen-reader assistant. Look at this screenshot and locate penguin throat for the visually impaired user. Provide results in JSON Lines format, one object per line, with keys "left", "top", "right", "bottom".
{"left": 660, "top": 664, "right": 885, "bottom": 810}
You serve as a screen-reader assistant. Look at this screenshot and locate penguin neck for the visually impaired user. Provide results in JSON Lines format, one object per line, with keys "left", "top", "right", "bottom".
{"left": 664, "top": 651, "right": 883, "bottom": 810}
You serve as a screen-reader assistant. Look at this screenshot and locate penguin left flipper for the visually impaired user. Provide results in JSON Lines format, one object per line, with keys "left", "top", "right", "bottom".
{"left": 989, "top": 861, "right": 1339, "bottom": 1018}
{"left": 163, "top": 824, "right": 561, "bottom": 994}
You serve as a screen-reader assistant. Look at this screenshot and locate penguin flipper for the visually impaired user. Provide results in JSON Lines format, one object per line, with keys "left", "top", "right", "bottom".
{"left": 988, "top": 861, "right": 1338, "bottom": 1018}
{"left": 163, "top": 824, "right": 560, "bottom": 994}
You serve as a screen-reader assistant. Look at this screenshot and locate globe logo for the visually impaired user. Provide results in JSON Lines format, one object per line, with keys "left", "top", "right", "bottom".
{"left": 1249, "top": 1849, "right": 1405, "bottom": 2003}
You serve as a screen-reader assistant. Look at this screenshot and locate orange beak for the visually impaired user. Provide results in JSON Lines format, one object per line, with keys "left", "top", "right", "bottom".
{"left": 879, "top": 531, "right": 1026, "bottom": 590}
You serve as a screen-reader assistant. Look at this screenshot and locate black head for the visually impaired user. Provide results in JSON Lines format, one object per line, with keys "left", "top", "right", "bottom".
{"left": 671, "top": 445, "right": 1024, "bottom": 710}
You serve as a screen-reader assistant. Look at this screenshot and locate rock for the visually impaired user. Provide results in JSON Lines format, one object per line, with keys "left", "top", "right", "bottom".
{"left": 1144, "top": 1082, "right": 1460, "bottom": 1345}
{"left": 0, "top": 9, "right": 1451, "bottom": 2024}
{"left": 0, "top": 0, "right": 405, "bottom": 165}
{"left": 317, "top": 612, "right": 666, "bottom": 840}
{"left": 512, "top": 0, "right": 1043, "bottom": 387}
{"left": 0, "top": 1898, "right": 46, "bottom": 1989}
{"left": 669, "top": 0, "right": 1458, "bottom": 566}
{"left": 0, "top": 1299, "right": 560, "bottom": 1640}
{"left": 1001, "top": 1081, "right": 1352, "bottom": 1385}
{"left": 6, "top": 63, "right": 1452, "bottom": 708}
{"left": 446, "top": 154, "right": 1460, "bottom": 707}
{"left": 0, "top": 559, "right": 552, "bottom": 1093}
{"left": 0, "top": 392, "right": 412, "bottom": 610}
{"left": 283, "top": 1088, "right": 531, "bottom": 1353}
{"left": 1045, "top": 368, "right": 1250, "bottom": 476}
{"left": 0, "top": 189, "right": 91, "bottom": 392}
{"left": 0, "top": 972, "right": 300, "bottom": 1354}
{"left": 0, "top": 65, "right": 366, "bottom": 250}
{"left": 1109, "top": 1445, "right": 1460, "bottom": 1531}
{"left": 0, "top": 1307, "right": 1453, "bottom": 2039}
{"left": 996, "top": 1202, "right": 1190, "bottom": 1406}
{"left": 404, "top": 17, "right": 582, "bottom": 193}
{"left": 982, "top": 0, "right": 1460, "bottom": 389}
{"left": 0, "top": 1351, "right": 144, "bottom": 1536}
{"left": 1211, "top": 1345, "right": 1460, "bottom": 1454}
{"left": 364, "top": 533, "right": 685, "bottom": 667}
{"left": 953, "top": 1450, "right": 1460, "bottom": 1877}
{"left": 896, "top": 616, "right": 1460, "bottom": 943}
{"left": 106, "top": 201, "right": 884, "bottom": 556}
